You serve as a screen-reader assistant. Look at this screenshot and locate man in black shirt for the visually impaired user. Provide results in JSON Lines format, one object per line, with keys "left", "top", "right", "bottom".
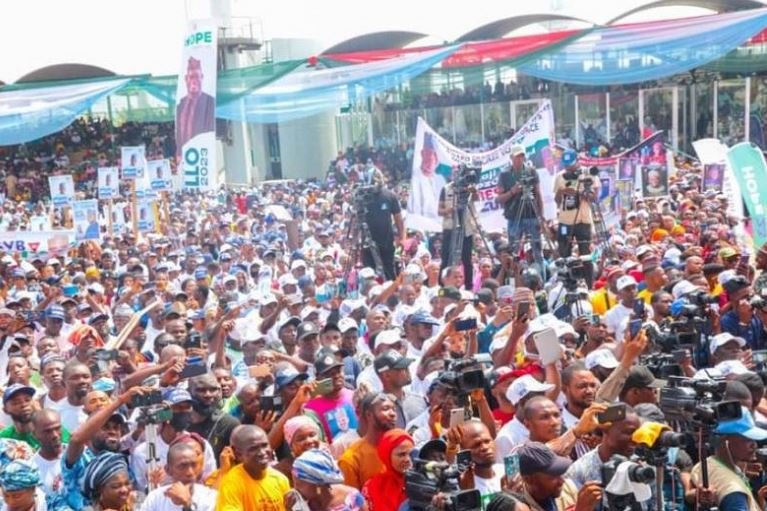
{"left": 187, "top": 374, "right": 240, "bottom": 464}
{"left": 496, "top": 145, "right": 544, "bottom": 265}
{"left": 361, "top": 170, "right": 406, "bottom": 280}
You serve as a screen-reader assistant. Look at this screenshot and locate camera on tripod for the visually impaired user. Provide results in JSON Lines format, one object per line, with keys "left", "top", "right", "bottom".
{"left": 404, "top": 460, "right": 481, "bottom": 511}
{"left": 562, "top": 166, "right": 600, "bottom": 192}
{"left": 659, "top": 376, "right": 743, "bottom": 426}
{"left": 353, "top": 185, "right": 379, "bottom": 205}
{"left": 454, "top": 165, "right": 481, "bottom": 189}
{"left": 554, "top": 256, "right": 589, "bottom": 289}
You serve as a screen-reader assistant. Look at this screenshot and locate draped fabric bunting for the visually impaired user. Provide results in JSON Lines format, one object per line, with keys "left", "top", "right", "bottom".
{"left": 0, "top": 78, "right": 131, "bottom": 146}
{"left": 517, "top": 8, "right": 767, "bottom": 85}
{"left": 215, "top": 45, "right": 461, "bottom": 124}
{"left": 320, "top": 30, "right": 584, "bottom": 68}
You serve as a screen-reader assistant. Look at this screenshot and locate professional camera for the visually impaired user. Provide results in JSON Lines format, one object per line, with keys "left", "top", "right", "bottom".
{"left": 686, "top": 290, "right": 719, "bottom": 308}
{"left": 520, "top": 161, "right": 540, "bottom": 188}
{"left": 634, "top": 428, "right": 686, "bottom": 466}
{"left": 750, "top": 295, "right": 767, "bottom": 310}
{"left": 404, "top": 460, "right": 481, "bottom": 511}
{"left": 353, "top": 185, "right": 379, "bottom": 206}
{"left": 602, "top": 454, "right": 655, "bottom": 486}
{"left": 640, "top": 353, "right": 682, "bottom": 379}
{"left": 659, "top": 376, "right": 743, "bottom": 426}
{"left": 442, "top": 356, "right": 490, "bottom": 396}
{"left": 454, "top": 165, "right": 481, "bottom": 188}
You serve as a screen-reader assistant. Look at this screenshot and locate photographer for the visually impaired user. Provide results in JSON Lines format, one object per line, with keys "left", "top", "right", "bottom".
{"left": 359, "top": 169, "right": 406, "bottom": 280}
{"left": 438, "top": 169, "right": 479, "bottom": 288}
{"left": 690, "top": 410, "right": 767, "bottom": 511}
{"left": 496, "top": 145, "right": 543, "bottom": 266}
{"left": 553, "top": 150, "right": 594, "bottom": 258}
{"left": 720, "top": 276, "right": 767, "bottom": 350}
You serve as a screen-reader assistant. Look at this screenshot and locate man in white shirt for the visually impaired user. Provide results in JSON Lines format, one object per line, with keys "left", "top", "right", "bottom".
{"left": 495, "top": 375, "right": 553, "bottom": 462}
{"left": 139, "top": 442, "right": 217, "bottom": 511}
{"left": 31, "top": 409, "right": 67, "bottom": 508}
{"left": 130, "top": 389, "right": 217, "bottom": 488}
{"left": 603, "top": 275, "right": 652, "bottom": 341}
{"left": 59, "top": 362, "right": 91, "bottom": 432}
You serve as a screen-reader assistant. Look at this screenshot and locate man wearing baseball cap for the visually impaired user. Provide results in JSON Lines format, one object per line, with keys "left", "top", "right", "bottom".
{"left": 496, "top": 374, "right": 554, "bottom": 461}
{"left": 304, "top": 348, "right": 358, "bottom": 442}
{"left": 604, "top": 275, "right": 651, "bottom": 338}
{"left": 554, "top": 149, "right": 594, "bottom": 259}
{"left": 373, "top": 350, "right": 424, "bottom": 428}
{"left": 618, "top": 366, "right": 665, "bottom": 407}
{"left": 515, "top": 442, "right": 584, "bottom": 511}
{"left": 590, "top": 266, "right": 624, "bottom": 315}
{"left": 0, "top": 384, "right": 71, "bottom": 450}
{"left": 691, "top": 408, "right": 767, "bottom": 511}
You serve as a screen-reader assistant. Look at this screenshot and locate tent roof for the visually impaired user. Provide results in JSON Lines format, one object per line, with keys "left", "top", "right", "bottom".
{"left": 16, "top": 63, "right": 116, "bottom": 84}
{"left": 607, "top": 0, "right": 764, "bottom": 24}
{"left": 321, "top": 30, "right": 429, "bottom": 55}
{"left": 457, "top": 14, "right": 594, "bottom": 42}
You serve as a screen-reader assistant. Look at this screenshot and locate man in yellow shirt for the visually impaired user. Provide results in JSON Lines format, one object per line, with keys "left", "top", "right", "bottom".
{"left": 216, "top": 425, "right": 290, "bottom": 511}
{"left": 637, "top": 257, "right": 667, "bottom": 305}
{"left": 590, "top": 266, "right": 624, "bottom": 315}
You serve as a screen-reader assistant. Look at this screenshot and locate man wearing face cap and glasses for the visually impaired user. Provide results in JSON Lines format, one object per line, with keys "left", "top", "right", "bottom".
{"left": 691, "top": 408, "right": 767, "bottom": 511}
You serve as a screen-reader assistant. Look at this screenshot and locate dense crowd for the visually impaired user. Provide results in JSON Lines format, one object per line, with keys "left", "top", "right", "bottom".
{"left": 0, "top": 114, "right": 762, "bottom": 511}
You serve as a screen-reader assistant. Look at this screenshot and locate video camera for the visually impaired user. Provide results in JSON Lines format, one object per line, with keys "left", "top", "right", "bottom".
{"left": 600, "top": 455, "right": 655, "bottom": 511}
{"left": 639, "top": 353, "right": 683, "bottom": 379}
{"left": 352, "top": 185, "right": 379, "bottom": 206}
{"left": 454, "top": 165, "right": 481, "bottom": 189}
{"left": 634, "top": 428, "right": 686, "bottom": 466}
{"left": 441, "top": 355, "right": 490, "bottom": 400}
{"left": 659, "top": 376, "right": 742, "bottom": 426}
{"left": 404, "top": 459, "right": 481, "bottom": 511}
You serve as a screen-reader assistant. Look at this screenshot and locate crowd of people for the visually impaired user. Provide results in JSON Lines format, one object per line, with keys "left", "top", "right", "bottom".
{"left": 0, "top": 112, "right": 762, "bottom": 511}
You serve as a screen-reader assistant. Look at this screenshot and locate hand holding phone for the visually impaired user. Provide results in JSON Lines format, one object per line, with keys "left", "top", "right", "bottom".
{"left": 504, "top": 454, "right": 520, "bottom": 478}
{"left": 449, "top": 407, "right": 466, "bottom": 428}
{"left": 516, "top": 301, "right": 531, "bottom": 319}
{"left": 597, "top": 403, "right": 626, "bottom": 424}
{"left": 248, "top": 364, "right": 272, "bottom": 379}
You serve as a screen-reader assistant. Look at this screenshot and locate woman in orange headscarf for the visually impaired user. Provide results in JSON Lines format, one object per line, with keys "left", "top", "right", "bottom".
{"left": 362, "top": 429, "right": 414, "bottom": 511}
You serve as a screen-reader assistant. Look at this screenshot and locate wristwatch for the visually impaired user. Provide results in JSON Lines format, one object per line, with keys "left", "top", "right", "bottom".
{"left": 182, "top": 504, "right": 197, "bottom": 511}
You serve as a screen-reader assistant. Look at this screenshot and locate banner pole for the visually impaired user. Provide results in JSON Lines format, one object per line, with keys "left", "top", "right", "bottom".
{"left": 131, "top": 180, "right": 138, "bottom": 236}
{"left": 107, "top": 200, "right": 114, "bottom": 238}
{"left": 163, "top": 191, "right": 171, "bottom": 235}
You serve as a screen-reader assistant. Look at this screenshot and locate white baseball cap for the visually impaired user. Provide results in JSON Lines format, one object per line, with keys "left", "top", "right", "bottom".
{"left": 359, "top": 267, "right": 376, "bottom": 280}
{"left": 338, "top": 317, "right": 358, "bottom": 333}
{"left": 636, "top": 245, "right": 654, "bottom": 258}
{"left": 585, "top": 349, "right": 620, "bottom": 370}
{"left": 672, "top": 280, "right": 697, "bottom": 300}
{"left": 375, "top": 329, "right": 402, "bottom": 346}
{"left": 290, "top": 260, "right": 307, "bottom": 271}
{"left": 709, "top": 332, "right": 746, "bottom": 355}
{"left": 505, "top": 375, "right": 554, "bottom": 406}
{"left": 616, "top": 275, "right": 638, "bottom": 291}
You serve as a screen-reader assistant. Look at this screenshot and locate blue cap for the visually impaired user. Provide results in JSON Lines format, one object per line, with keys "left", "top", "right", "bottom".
{"left": 561, "top": 149, "right": 578, "bottom": 168}
{"left": 46, "top": 305, "right": 65, "bottom": 321}
{"left": 3, "top": 384, "right": 35, "bottom": 403}
{"left": 408, "top": 310, "right": 440, "bottom": 326}
{"left": 194, "top": 268, "right": 208, "bottom": 280}
{"left": 275, "top": 367, "right": 310, "bottom": 390}
{"left": 10, "top": 268, "right": 25, "bottom": 278}
{"left": 292, "top": 250, "right": 305, "bottom": 261}
{"left": 714, "top": 407, "right": 767, "bottom": 440}
{"left": 164, "top": 388, "right": 193, "bottom": 405}
{"left": 220, "top": 253, "right": 232, "bottom": 261}
{"left": 92, "top": 377, "right": 116, "bottom": 393}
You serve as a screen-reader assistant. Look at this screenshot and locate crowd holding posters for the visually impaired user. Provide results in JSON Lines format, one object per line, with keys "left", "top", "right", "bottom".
{"left": 48, "top": 175, "right": 74, "bottom": 207}
{"left": 97, "top": 167, "right": 119, "bottom": 199}
{"left": 120, "top": 146, "right": 146, "bottom": 179}
{"left": 72, "top": 200, "right": 100, "bottom": 241}
{"left": 148, "top": 158, "right": 172, "bottom": 192}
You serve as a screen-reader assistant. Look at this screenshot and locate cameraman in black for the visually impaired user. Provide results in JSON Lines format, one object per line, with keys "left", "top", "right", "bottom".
{"left": 438, "top": 167, "right": 478, "bottom": 288}
{"left": 496, "top": 145, "right": 543, "bottom": 267}
{"left": 553, "top": 149, "right": 594, "bottom": 258}
{"left": 360, "top": 168, "right": 406, "bottom": 280}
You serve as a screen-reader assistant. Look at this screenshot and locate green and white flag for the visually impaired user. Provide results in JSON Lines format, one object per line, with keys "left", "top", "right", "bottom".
{"left": 726, "top": 142, "right": 767, "bottom": 247}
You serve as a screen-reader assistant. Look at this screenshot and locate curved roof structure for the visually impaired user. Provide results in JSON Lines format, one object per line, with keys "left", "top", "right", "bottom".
{"left": 607, "top": 0, "right": 764, "bottom": 24}
{"left": 16, "top": 63, "right": 116, "bottom": 84}
{"left": 321, "top": 30, "right": 429, "bottom": 55}
{"left": 457, "top": 14, "right": 595, "bottom": 42}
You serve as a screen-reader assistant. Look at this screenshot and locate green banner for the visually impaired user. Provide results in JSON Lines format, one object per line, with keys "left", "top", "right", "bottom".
{"left": 726, "top": 142, "right": 767, "bottom": 247}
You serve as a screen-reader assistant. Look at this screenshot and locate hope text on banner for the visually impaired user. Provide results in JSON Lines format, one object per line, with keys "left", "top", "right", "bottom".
{"left": 176, "top": 19, "right": 217, "bottom": 191}
{"left": 726, "top": 142, "right": 767, "bottom": 248}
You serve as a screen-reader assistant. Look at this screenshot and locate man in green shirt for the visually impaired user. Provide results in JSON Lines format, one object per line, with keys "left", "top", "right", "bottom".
{"left": 0, "top": 384, "right": 70, "bottom": 449}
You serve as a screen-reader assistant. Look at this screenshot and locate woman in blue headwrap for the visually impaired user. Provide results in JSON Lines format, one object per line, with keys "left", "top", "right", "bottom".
{"left": 82, "top": 452, "right": 133, "bottom": 511}
{"left": 0, "top": 459, "right": 46, "bottom": 511}
{"left": 286, "top": 448, "right": 367, "bottom": 511}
